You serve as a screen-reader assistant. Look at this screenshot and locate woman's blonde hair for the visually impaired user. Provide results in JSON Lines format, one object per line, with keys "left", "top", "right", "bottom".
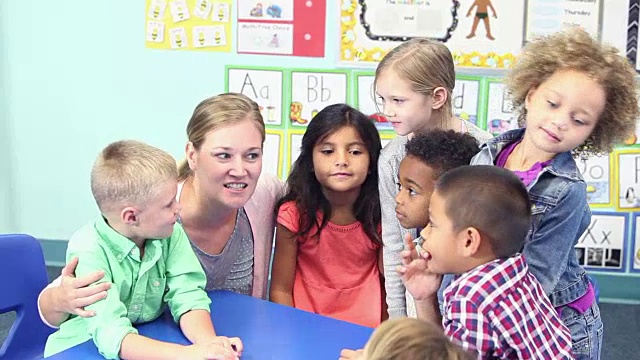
{"left": 507, "top": 26, "right": 639, "bottom": 156}
{"left": 363, "top": 318, "right": 473, "bottom": 360}
{"left": 374, "top": 38, "right": 456, "bottom": 119}
{"left": 178, "top": 93, "right": 265, "bottom": 180}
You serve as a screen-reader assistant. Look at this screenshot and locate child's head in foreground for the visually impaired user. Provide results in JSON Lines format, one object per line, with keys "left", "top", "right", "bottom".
{"left": 508, "top": 26, "right": 638, "bottom": 157}
{"left": 395, "top": 130, "right": 479, "bottom": 229}
{"left": 363, "top": 318, "right": 473, "bottom": 360}
{"left": 419, "top": 165, "right": 531, "bottom": 274}
{"left": 90, "top": 140, "right": 181, "bottom": 242}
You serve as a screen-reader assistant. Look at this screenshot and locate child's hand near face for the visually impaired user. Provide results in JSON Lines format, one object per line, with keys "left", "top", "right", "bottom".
{"left": 396, "top": 234, "right": 442, "bottom": 301}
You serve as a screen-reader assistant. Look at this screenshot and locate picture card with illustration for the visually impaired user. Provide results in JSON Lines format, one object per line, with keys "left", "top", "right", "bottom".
{"left": 575, "top": 212, "right": 628, "bottom": 272}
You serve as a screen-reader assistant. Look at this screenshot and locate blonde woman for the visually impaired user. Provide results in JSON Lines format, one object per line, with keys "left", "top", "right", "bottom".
{"left": 38, "top": 93, "right": 284, "bottom": 327}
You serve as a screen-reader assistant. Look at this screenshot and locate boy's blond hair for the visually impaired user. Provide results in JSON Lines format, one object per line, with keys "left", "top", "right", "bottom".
{"left": 363, "top": 318, "right": 473, "bottom": 360}
{"left": 178, "top": 93, "right": 265, "bottom": 180}
{"left": 507, "top": 26, "right": 639, "bottom": 156}
{"left": 91, "top": 140, "right": 178, "bottom": 213}
{"left": 374, "top": 38, "right": 456, "bottom": 120}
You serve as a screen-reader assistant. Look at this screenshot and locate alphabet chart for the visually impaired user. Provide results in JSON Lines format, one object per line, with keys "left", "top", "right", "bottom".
{"left": 264, "top": 130, "right": 284, "bottom": 178}
{"left": 485, "top": 79, "right": 518, "bottom": 136}
{"left": 353, "top": 71, "right": 392, "bottom": 130}
{"left": 226, "top": 67, "right": 285, "bottom": 125}
{"left": 453, "top": 76, "right": 484, "bottom": 128}
{"left": 575, "top": 212, "right": 628, "bottom": 272}
{"left": 287, "top": 130, "right": 305, "bottom": 174}
{"left": 615, "top": 149, "right": 640, "bottom": 211}
{"left": 577, "top": 153, "right": 614, "bottom": 208}
{"left": 289, "top": 70, "right": 349, "bottom": 127}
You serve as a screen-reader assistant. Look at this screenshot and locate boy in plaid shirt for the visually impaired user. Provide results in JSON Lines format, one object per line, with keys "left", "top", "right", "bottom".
{"left": 398, "top": 165, "right": 572, "bottom": 359}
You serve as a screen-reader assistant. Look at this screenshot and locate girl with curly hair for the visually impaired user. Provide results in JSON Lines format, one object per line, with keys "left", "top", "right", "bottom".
{"left": 471, "top": 26, "right": 638, "bottom": 359}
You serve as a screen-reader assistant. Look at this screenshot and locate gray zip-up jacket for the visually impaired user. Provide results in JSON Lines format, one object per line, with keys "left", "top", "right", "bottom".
{"left": 379, "top": 120, "right": 493, "bottom": 318}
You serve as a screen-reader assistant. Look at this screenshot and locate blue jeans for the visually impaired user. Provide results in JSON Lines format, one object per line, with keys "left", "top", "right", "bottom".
{"left": 559, "top": 301, "right": 603, "bottom": 360}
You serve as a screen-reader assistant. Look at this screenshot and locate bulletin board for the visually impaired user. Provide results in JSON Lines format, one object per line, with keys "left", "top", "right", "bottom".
{"left": 340, "top": 0, "right": 524, "bottom": 68}
{"left": 575, "top": 212, "right": 629, "bottom": 273}
{"left": 338, "top": 0, "right": 625, "bottom": 69}
{"left": 145, "top": 0, "right": 232, "bottom": 51}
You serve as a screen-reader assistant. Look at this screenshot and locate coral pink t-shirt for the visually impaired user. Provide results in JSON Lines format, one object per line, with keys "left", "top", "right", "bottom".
{"left": 277, "top": 201, "right": 382, "bottom": 328}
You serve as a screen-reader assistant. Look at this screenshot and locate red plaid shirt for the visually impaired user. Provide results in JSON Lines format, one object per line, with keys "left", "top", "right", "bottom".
{"left": 443, "top": 254, "right": 573, "bottom": 359}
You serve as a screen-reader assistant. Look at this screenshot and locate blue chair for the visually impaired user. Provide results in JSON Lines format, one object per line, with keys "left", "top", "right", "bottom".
{"left": 0, "top": 234, "right": 54, "bottom": 359}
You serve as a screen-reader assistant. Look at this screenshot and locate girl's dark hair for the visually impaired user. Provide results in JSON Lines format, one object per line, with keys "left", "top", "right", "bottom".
{"left": 277, "top": 104, "right": 382, "bottom": 245}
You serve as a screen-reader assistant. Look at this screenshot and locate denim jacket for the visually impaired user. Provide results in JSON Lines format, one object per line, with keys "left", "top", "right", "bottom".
{"left": 471, "top": 128, "right": 590, "bottom": 307}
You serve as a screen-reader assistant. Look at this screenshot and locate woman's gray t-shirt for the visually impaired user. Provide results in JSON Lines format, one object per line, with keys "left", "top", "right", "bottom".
{"left": 190, "top": 208, "right": 254, "bottom": 294}
{"left": 177, "top": 182, "right": 254, "bottom": 295}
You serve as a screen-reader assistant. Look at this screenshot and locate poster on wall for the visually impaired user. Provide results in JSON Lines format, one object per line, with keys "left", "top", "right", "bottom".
{"left": 632, "top": 214, "right": 640, "bottom": 272}
{"left": 353, "top": 72, "right": 392, "bottom": 130}
{"left": 237, "top": 0, "right": 326, "bottom": 56}
{"left": 615, "top": 149, "right": 640, "bottom": 211}
{"left": 598, "top": 0, "right": 629, "bottom": 58}
{"left": 264, "top": 131, "right": 284, "bottom": 178}
{"left": 145, "top": 0, "right": 232, "bottom": 51}
{"left": 525, "top": 0, "right": 601, "bottom": 41}
{"left": 576, "top": 153, "right": 613, "bottom": 208}
{"left": 339, "top": 0, "right": 524, "bottom": 68}
{"left": 575, "top": 212, "right": 628, "bottom": 272}
{"left": 453, "top": 76, "right": 484, "bottom": 128}
{"left": 485, "top": 79, "right": 518, "bottom": 136}
{"left": 287, "top": 131, "right": 305, "bottom": 174}
{"left": 289, "top": 70, "right": 349, "bottom": 126}
{"left": 226, "top": 67, "right": 285, "bottom": 126}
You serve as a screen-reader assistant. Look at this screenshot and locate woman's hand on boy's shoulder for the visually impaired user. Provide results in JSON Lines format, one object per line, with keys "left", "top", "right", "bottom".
{"left": 396, "top": 234, "right": 442, "bottom": 301}
{"left": 54, "top": 256, "right": 111, "bottom": 317}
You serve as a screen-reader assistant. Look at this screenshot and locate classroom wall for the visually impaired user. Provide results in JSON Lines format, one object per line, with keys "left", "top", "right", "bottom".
{"left": 2, "top": 0, "right": 639, "bottom": 301}
{"left": 0, "top": 0, "right": 337, "bottom": 240}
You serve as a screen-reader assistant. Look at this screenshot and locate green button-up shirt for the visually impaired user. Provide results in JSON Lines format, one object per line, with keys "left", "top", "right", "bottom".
{"left": 44, "top": 216, "right": 211, "bottom": 359}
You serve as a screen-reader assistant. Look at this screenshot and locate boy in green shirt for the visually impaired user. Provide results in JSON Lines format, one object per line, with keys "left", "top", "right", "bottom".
{"left": 45, "top": 140, "right": 242, "bottom": 359}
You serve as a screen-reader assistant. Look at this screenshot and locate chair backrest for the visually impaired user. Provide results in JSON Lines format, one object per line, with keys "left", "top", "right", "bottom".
{"left": 0, "top": 234, "right": 54, "bottom": 359}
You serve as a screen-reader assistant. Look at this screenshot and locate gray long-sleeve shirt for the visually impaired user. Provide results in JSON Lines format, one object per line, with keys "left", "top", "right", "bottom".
{"left": 379, "top": 120, "right": 493, "bottom": 318}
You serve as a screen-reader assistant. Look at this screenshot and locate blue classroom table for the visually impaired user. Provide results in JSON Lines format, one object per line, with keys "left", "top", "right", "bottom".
{"left": 45, "top": 290, "right": 374, "bottom": 360}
